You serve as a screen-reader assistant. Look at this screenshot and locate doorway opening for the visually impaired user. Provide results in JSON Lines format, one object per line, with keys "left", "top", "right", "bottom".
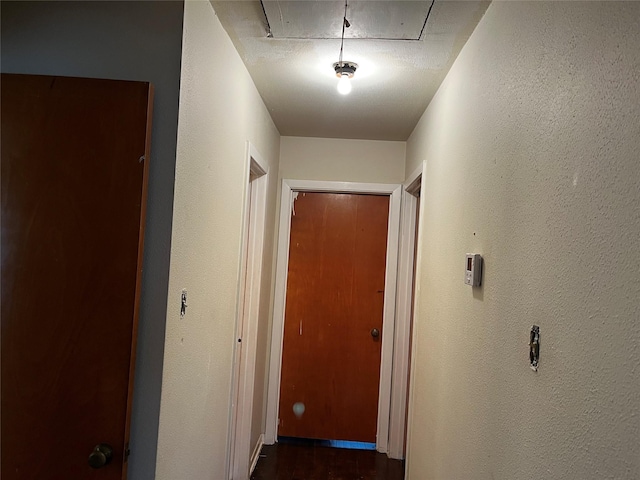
{"left": 265, "top": 180, "right": 402, "bottom": 454}
{"left": 388, "top": 163, "right": 423, "bottom": 459}
{"left": 228, "top": 143, "right": 269, "bottom": 480}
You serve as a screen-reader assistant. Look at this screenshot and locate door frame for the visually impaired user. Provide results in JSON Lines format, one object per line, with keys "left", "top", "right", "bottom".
{"left": 228, "top": 142, "right": 269, "bottom": 480}
{"left": 387, "top": 162, "right": 424, "bottom": 459}
{"left": 264, "top": 179, "right": 402, "bottom": 453}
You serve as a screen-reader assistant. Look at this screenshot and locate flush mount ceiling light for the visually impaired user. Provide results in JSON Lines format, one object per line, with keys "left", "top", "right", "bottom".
{"left": 333, "top": 0, "right": 356, "bottom": 95}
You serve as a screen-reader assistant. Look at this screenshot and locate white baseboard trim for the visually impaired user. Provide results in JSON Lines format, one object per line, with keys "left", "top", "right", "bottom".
{"left": 250, "top": 434, "right": 265, "bottom": 474}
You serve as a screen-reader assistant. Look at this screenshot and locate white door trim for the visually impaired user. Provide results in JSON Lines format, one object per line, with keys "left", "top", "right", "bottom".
{"left": 387, "top": 162, "right": 424, "bottom": 459}
{"left": 228, "top": 142, "right": 269, "bottom": 480}
{"left": 264, "top": 179, "right": 402, "bottom": 454}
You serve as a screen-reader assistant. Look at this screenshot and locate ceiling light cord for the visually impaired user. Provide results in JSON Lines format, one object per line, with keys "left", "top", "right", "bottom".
{"left": 418, "top": 0, "right": 436, "bottom": 41}
{"left": 334, "top": 0, "right": 356, "bottom": 95}
{"left": 259, "top": 0, "right": 273, "bottom": 38}
{"left": 338, "top": 0, "right": 348, "bottom": 68}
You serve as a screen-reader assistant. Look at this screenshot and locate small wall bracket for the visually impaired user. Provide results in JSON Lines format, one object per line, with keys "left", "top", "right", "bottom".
{"left": 180, "top": 289, "right": 188, "bottom": 318}
{"left": 529, "top": 325, "right": 540, "bottom": 371}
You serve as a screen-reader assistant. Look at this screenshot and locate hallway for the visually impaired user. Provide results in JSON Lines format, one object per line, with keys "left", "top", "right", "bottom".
{"left": 3, "top": 1, "right": 639, "bottom": 478}
{"left": 251, "top": 442, "right": 404, "bottom": 480}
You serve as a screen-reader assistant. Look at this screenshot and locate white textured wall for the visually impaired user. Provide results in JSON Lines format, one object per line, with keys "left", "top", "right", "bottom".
{"left": 155, "top": 1, "right": 280, "bottom": 478}
{"left": 405, "top": 2, "right": 640, "bottom": 479}
{"left": 280, "top": 136, "right": 406, "bottom": 183}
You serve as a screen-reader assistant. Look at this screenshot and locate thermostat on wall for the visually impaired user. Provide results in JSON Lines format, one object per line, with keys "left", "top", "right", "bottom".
{"left": 464, "top": 254, "right": 482, "bottom": 287}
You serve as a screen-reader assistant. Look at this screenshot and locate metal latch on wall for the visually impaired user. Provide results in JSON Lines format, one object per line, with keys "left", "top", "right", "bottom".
{"left": 529, "top": 325, "right": 540, "bottom": 372}
{"left": 180, "top": 289, "right": 188, "bottom": 318}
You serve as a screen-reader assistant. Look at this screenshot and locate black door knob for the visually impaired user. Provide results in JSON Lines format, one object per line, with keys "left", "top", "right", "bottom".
{"left": 370, "top": 328, "right": 380, "bottom": 338}
{"left": 88, "top": 443, "right": 113, "bottom": 469}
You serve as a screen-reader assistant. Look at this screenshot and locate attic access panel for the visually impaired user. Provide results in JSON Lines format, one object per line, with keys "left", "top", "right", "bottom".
{"left": 262, "top": 0, "right": 431, "bottom": 40}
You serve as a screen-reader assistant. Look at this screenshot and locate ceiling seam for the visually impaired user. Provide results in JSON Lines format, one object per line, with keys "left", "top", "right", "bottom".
{"left": 264, "top": 37, "right": 429, "bottom": 42}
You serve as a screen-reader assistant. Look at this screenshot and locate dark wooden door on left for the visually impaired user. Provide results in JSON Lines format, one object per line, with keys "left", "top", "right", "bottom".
{"left": 1, "top": 74, "right": 153, "bottom": 479}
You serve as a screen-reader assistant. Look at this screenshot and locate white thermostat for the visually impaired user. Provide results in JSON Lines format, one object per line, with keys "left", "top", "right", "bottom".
{"left": 464, "top": 254, "right": 482, "bottom": 287}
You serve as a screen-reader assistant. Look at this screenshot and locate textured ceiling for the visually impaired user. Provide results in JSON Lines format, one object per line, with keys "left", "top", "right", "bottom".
{"left": 263, "top": 1, "right": 432, "bottom": 40}
{"left": 212, "top": 1, "right": 490, "bottom": 141}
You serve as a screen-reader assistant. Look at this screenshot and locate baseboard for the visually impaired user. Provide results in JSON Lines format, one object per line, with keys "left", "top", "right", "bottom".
{"left": 250, "top": 433, "right": 264, "bottom": 474}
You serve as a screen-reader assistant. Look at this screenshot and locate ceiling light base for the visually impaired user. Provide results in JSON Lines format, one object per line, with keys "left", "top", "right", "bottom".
{"left": 333, "top": 61, "right": 358, "bottom": 78}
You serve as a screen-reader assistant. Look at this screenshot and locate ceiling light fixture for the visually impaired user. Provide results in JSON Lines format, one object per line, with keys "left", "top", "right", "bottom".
{"left": 334, "top": 0, "right": 357, "bottom": 95}
{"left": 334, "top": 61, "right": 357, "bottom": 95}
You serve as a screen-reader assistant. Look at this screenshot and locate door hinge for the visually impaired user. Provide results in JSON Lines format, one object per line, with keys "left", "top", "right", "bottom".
{"left": 124, "top": 443, "right": 131, "bottom": 462}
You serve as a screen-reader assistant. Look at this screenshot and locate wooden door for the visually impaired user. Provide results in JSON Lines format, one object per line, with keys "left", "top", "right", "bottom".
{"left": 1, "top": 74, "right": 152, "bottom": 479}
{"left": 278, "top": 192, "right": 390, "bottom": 442}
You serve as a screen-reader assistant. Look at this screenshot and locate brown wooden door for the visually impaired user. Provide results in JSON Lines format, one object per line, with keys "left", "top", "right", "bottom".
{"left": 278, "top": 192, "right": 390, "bottom": 442}
{"left": 1, "top": 74, "right": 152, "bottom": 479}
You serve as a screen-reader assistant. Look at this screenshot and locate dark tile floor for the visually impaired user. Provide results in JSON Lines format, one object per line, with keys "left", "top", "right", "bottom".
{"left": 251, "top": 443, "right": 405, "bottom": 480}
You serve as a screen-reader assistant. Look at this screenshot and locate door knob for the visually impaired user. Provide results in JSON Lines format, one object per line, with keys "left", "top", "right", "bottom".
{"left": 88, "top": 443, "right": 113, "bottom": 469}
{"left": 370, "top": 328, "right": 380, "bottom": 338}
